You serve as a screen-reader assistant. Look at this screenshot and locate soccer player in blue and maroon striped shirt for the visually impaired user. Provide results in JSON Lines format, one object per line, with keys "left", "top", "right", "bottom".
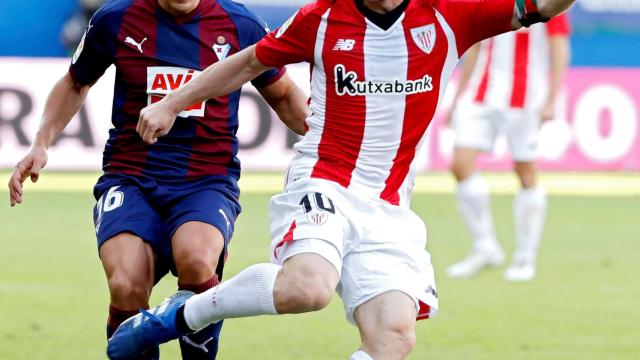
{"left": 8, "top": 0, "right": 308, "bottom": 358}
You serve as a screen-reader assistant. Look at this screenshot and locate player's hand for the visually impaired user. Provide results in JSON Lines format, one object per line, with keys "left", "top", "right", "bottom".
{"left": 442, "top": 103, "right": 457, "bottom": 128}
{"left": 137, "top": 97, "right": 180, "bottom": 144}
{"left": 540, "top": 99, "right": 555, "bottom": 123}
{"left": 8, "top": 146, "right": 48, "bottom": 207}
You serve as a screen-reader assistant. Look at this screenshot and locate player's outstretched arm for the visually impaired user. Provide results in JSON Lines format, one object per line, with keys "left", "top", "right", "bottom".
{"left": 258, "top": 73, "right": 310, "bottom": 136}
{"left": 444, "top": 43, "right": 481, "bottom": 127}
{"left": 537, "top": 0, "right": 575, "bottom": 18}
{"left": 137, "top": 45, "right": 269, "bottom": 144}
{"left": 541, "top": 32, "right": 570, "bottom": 121}
{"left": 8, "top": 72, "right": 91, "bottom": 206}
{"left": 511, "top": 0, "right": 576, "bottom": 29}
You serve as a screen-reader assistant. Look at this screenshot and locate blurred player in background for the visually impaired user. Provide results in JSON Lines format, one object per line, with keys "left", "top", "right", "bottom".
{"left": 106, "top": 0, "right": 576, "bottom": 359}
{"left": 8, "top": 0, "right": 308, "bottom": 359}
{"left": 61, "top": 0, "right": 106, "bottom": 55}
{"left": 445, "top": 13, "right": 571, "bottom": 281}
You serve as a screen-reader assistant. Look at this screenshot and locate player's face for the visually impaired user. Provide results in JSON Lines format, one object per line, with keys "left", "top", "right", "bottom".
{"left": 157, "top": 0, "right": 200, "bottom": 15}
{"left": 363, "top": 0, "right": 405, "bottom": 13}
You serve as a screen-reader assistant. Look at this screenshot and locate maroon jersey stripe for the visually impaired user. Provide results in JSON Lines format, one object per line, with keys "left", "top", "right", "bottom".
{"left": 186, "top": 1, "right": 238, "bottom": 178}
{"left": 105, "top": 0, "right": 158, "bottom": 176}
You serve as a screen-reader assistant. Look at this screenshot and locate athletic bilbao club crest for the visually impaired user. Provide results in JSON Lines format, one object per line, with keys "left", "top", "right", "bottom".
{"left": 307, "top": 212, "right": 328, "bottom": 226}
{"left": 411, "top": 24, "right": 436, "bottom": 54}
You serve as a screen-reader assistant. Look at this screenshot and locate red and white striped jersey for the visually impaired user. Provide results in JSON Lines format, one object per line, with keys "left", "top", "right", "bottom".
{"left": 256, "top": 0, "right": 516, "bottom": 206}
{"left": 466, "top": 13, "right": 570, "bottom": 109}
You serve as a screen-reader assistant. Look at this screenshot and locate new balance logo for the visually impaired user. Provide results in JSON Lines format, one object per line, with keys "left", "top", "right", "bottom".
{"left": 333, "top": 39, "right": 356, "bottom": 51}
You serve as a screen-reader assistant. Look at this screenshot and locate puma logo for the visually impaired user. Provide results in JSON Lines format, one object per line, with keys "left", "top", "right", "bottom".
{"left": 180, "top": 335, "right": 214, "bottom": 353}
{"left": 125, "top": 36, "right": 147, "bottom": 53}
{"left": 218, "top": 209, "right": 231, "bottom": 231}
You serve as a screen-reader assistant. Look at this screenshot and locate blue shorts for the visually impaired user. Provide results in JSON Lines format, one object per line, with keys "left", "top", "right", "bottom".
{"left": 92, "top": 173, "right": 241, "bottom": 280}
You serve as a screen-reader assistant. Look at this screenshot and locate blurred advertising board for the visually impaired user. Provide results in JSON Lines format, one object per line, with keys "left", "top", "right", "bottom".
{"left": 0, "top": 58, "right": 639, "bottom": 172}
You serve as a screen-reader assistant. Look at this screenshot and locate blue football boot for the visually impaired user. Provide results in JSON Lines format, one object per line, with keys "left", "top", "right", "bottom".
{"left": 107, "top": 290, "right": 194, "bottom": 360}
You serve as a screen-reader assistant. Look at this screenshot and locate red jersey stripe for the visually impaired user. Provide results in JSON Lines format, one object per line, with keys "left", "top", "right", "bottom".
{"left": 311, "top": 3, "right": 367, "bottom": 188}
{"left": 474, "top": 39, "right": 494, "bottom": 104}
{"left": 381, "top": 8, "right": 446, "bottom": 205}
{"left": 545, "top": 13, "right": 571, "bottom": 36}
{"left": 273, "top": 221, "right": 297, "bottom": 259}
{"left": 510, "top": 31, "right": 530, "bottom": 108}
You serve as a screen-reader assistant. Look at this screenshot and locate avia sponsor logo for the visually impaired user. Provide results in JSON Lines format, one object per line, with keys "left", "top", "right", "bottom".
{"left": 147, "top": 66, "right": 205, "bottom": 118}
{"left": 334, "top": 65, "right": 433, "bottom": 96}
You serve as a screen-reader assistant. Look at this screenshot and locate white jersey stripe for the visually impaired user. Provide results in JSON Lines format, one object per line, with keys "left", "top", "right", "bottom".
{"left": 394, "top": 10, "right": 458, "bottom": 206}
{"left": 435, "top": 10, "right": 459, "bottom": 106}
{"left": 288, "top": 9, "right": 331, "bottom": 185}
{"left": 350, "top": 20, "right": 409, "bottom": 199}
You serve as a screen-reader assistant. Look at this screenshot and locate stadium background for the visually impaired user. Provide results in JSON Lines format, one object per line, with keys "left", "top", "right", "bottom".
{"left": 1, "top": 1, "right": 639, "bottom": 359}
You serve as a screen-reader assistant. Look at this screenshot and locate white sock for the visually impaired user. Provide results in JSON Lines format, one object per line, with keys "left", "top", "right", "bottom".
{"left": 183, "top": 263, "right": 280, "bottom": 331}
{"left": 350, "top": 350, "right": 374, "bottom": 360}
{"left": 513, "top": 186, "right": 547, "bottom": 263}
{"left": 456, "top": 173, "right": 499, "bottom": 251}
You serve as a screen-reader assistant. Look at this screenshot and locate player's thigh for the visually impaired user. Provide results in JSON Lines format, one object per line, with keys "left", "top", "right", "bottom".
{"left": 171, "top": 221, "right": 225, "bottom": 281}
{"left": 99, "top": 232, "right": 155, "bottom": 304}
{"left": 94, "top": 182, "right": 164, "bottom": 301}
{"left": 274, "top": 250, "right": 341, "bottom": 313}
{"left": 506, "top": 110, "right": 540, "bottom": 163}
{"left": 269, "top": 183, "right": 347, "bottom": 311}
{"left": 165, "top": 186, "right": 240, "bottom": 279}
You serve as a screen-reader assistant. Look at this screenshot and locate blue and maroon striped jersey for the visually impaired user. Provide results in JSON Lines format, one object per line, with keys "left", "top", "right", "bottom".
{"left": 70, "top": 0, "right": 284, "bottom": 181}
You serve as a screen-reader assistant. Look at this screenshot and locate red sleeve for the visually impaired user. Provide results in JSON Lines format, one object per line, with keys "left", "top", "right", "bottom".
{"left": 433, "top": 0, "right": 515, "bottom": 55}
{"left": 255, "top": 2, "right": 328, "bottom": 68}
{"left": 545, "top": 13, "right": 571, "bottom": 36}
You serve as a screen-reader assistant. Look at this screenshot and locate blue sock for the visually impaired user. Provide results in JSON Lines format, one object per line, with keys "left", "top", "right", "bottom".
{"left": 178, "top": 276, "right": 222, "bottom": 359}
{"left": 179, "top": 321, "right": 223, "bottom": 359}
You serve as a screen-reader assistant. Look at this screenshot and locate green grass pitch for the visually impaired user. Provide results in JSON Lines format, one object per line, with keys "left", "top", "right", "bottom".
{"left": 1, "top": 180, "right": 639, "bottom": 359}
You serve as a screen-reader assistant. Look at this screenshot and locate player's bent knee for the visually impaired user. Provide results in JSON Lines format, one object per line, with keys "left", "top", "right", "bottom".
{"left": 388, "top": 322, "right": 416, "bottom": 354}
{"left": 451, "top": 158, "right": 472, "bottom": 181}
{"left": 292, "top": 275, "right": 334, "bottom": 311}
{"left": 363, "top": 320, "right": 416, "bottom": 359}
{"left": 177, "top": 251, "right": 218, "bottom": 280}
{"left": 107, "top": 273, "right": 150, "bottom": 306}
{"left": 173, "top": 222, "right": 224, "bottom": 282}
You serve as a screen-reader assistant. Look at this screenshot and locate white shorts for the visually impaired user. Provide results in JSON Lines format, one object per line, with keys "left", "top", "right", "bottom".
{"left": 269, "top": 178, "right": 438, "bottom": 325}
{"left": 453, "top": 102, "right": 541, "bottom": 162}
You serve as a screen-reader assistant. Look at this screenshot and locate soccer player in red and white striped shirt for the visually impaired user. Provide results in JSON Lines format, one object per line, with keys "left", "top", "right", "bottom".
{"left": 445, "top": 13, "right": 570, "bottom": 282}
{"left": 108, "top": 1, "right": 576, "bottom": 359}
